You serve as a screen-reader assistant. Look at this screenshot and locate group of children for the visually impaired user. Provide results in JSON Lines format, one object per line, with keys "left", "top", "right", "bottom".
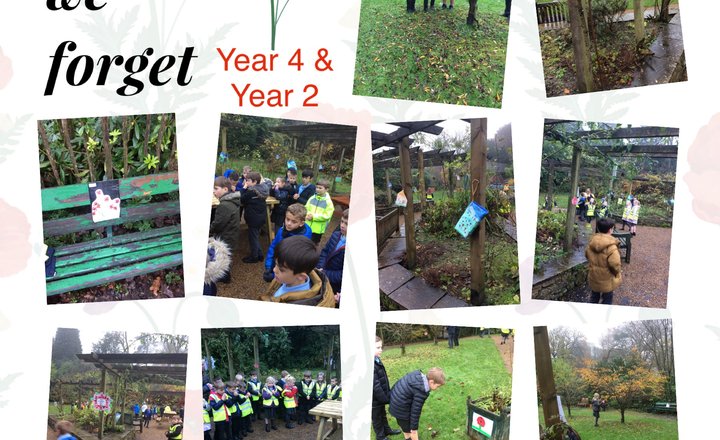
{"left": 372, "top": 336, "right": 446, "bottom": 440}
{"left": 208, "top": 166, "right": 347, "bottom": 306}
{"left": 203, "top": 370, "right": 341, "bottom": 439}
{"left": 574, "top": 189, "right": 641, "bottom": 235}
{"left": 53, "top": 409, "right": 184, "bottom": 440}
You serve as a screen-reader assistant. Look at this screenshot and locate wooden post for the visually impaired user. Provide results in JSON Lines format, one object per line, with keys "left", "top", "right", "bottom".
{"left": 565, "top": 144, "right": 582, "bottom": 253}
{"left": 59, "top": 119, "right": 81, "bottom": 182}
{"left": 567, "top": 0, "right": 595, "bottom": 93}
{"left": 418, "top": 149, "right": 426, "bottom": 212}
{"left": 385, "top": 169, "right": 393, "bottom": 206}
{"left": 204, "top": 337, "right": 215, "bottom": 381}
{"left": 99, "top": 368, "right": 106, "bottom": 440}
{"left": 546, "top": 162, "right": 555, "bottom": 211}
{"left": 332, "top": 146, "right": 346, "bottom": 194}
{"left": 38, "top": 121, "right": 62, "bottom": 187}
{"left": 58, "top": 382, "right": 64, "bottom": 413}
{"left": 142, "top": 114, "right": 151, "bottom": 157}
{"left": 221, "top": 127, "right": 228, "bottom": 156}
{"left": 534, "top": 327, "right": 562, "bottom": 439}
{"left": 633, "top": 0, "right": 644, "bottom": 43}
{"left": 399, "top": 136, "right": 417, "bottom": 270}
{"left": 121, "top": 116, "right": 130, "bottom": 176}
{"left": 448, "top": 167, "right": 455, "bottom": 195}
{"left": 119, "top": 376, "right": 126, "bottom": 428}
{"left": 470, "top": 119, "right": 488, "bottom": 306}
{"left": 111, "top": 378, "right": 119, "bottom": 428}
{"left": 155, "top": 114, "right": 168, "bottom": 174}
{"left": 225, "top": 332, "right": 235, "bottom": 379}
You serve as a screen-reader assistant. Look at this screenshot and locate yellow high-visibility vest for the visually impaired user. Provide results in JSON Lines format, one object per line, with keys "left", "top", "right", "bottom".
{"left": 209, "top": 393, "right": 228, "bottom": 422}
{"left": 282, "top": 389, "right": 297, "bottom": 408}
{"left": 239, "top": 397, "right": 253, "bottom": 417}
{"left": 316, "top": 382, "right": 327, "bottom": 401}
{"left": 168, "top": 423, "right": 182, "bottom": 439}
{"left": 586, "top": 204, "right": 595, "bottom": 217}
{"left": 248, "top": 381, "right": 261, "bottom": 401}
{"left": 262, "top": 386, "right": 280, "bottom": 407}
{"left": 202, "top": 400, "right": 210, "bottom": 424}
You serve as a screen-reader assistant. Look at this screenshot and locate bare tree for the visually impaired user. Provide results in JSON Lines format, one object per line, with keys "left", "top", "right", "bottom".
{"left": 549, "top": 326, "right": 590, "bottom": 364}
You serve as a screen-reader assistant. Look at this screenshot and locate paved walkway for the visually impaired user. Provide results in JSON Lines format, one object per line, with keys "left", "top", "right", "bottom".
{"left": 378, "top": 215, "right": 467, "bottom": 310}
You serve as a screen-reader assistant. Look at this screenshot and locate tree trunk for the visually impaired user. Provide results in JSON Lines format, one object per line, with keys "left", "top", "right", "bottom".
{"left": 142, "top": 114, "right": 151, "bottom": 157}
{"left": 101, "top": 117, "right": 113, "bottom": 179}
{"left": 332, "top": 147, "right": 346, "bottom": 194}
{"left": 659, "top": 0, "right": 671, "bottom": 22}
{"left": 546, "top": 163, "right": 555, "bottom": 210}
{"left": 400, "top": 342, "right": 406, "bottom": 356}
{"left": 253, "top": 334, "right": 260, "bottom": 376}
{"left": 38, "top": 121, "right": 62, "bottom": 186}
{"left": 121, "top": 116, "right": 129, "bottom": 176}
{"left": 467, "top": 0, "right": 478, "bottom": 25}
{"left": 155, "top": 114, "right": 167, "bottom": 174}
{"left": 204, "top": 338, "right": 215, "bottom": 381}
{"left": 59, "top": 119, "right": 81, "bottom": 182}
{"left": 567, "top": 0, "right": 595, "bottom": 93}
{"left": 633, "top": 0, "right": 645, "bottom": 44}
{"left": 535, "top": 327, "right": 562, "bottom": 439}
{"left": 620, "top": 407, "right": 626, "bottom": 423}
{"left": 225, "top": 332, "right": 235, "bottom": 379}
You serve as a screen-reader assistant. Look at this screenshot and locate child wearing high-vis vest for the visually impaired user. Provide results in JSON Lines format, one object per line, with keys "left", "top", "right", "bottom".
{"left": 208, "top": 382, "right": 230, "bottom": 440}
{"left": 247, "top": 372, "right": 262, "bottom": 422}
{"left": 261, "top": 376, "right": 282, "bottom": 432}
{"left": 305, "top": 179, "right": 335, "bottom": 244}
{"left": 621, "top": 197, "right": 633, "bottom": 230}
{"left": 165, "top": 415, "right": 183, "bottom": 439}
{"left": 225, "top": 382, "right": 243, "bottom": 440}
{"left": 236, "top": 381, "right": 255, "bottom": 436}
{"left": 202, "top": 392, "right": 212, "bottom": 440}
{"left": 628, "top": 198, "right": 640, "bottom": 236}
{"left": 282, "top": 375, "right": 299, "bottom": 429}
{"left": 297, "top": 370, "right": 316, "bottom": 425}
{"left": 585, "top": 197, "right": 596, "bottom": 225}
{"left": 327, "top": 377, "right": 341, "bottom": 400}
{"left": 315, "top": 371, "right": 328, "bottom": 406}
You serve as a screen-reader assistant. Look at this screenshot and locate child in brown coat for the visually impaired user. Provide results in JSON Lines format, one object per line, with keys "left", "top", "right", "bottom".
{"left": 585, "top": 217, "right": 622, "bottom": 304}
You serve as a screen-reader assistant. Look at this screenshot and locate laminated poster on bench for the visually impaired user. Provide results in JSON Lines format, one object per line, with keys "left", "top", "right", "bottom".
{"left": 88, "top": 179, "right": 121, "bottom": 223}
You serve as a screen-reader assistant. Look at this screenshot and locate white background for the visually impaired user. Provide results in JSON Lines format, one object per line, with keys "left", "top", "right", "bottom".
{"left": 0, "top": 0, "right": 717, "bottom": 438}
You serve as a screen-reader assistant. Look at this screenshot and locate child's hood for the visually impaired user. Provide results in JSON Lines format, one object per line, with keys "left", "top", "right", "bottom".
{"left": 220, "top": 190, "right": 242, "bottom": 205}
{"left": 588, "top": 233, "right": 619, "bottom": 253}
{"left": 250, "top": 182, "right": 270, "bottom": 199}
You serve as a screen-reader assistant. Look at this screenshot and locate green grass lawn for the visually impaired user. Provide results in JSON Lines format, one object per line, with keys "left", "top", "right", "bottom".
{"left": 48, "top": 403, "right": 74, "bottom": 415}
{"left": 374, "top": 337, "right": 511, "bottom": 439}
{"left": 540, "top": 406, "right": 678, "bottom": 440}
{"left": 354, "top": 0, "right": 508, "bottom": 107}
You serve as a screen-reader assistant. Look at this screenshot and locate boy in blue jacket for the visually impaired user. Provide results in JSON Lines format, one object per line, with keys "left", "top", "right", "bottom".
{"left": 293, "top": 169, "right": 316, "bottom": 205}
{"left": 317, "top": 209, "right": 348, "bottom": 296}
{"left": 263, "top": 204, "right": 313, "bottom": 282}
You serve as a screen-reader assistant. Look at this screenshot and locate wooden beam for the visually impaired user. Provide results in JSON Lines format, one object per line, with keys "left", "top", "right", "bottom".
{"left": 634, "top": 0, "right": 645, "bottom": 43}
{"left": 221, "top": 127, "right": 228, "bottom": 155}
{"left": 332, "top": 147, "right": 346, "bottom": 194}
{"left": 470, "top": 119, "right": 488, "bottom": 306}
{"left": 577, "top": 126, "right": 679, "bottom": 139}
{"left": 535, "top": 327, "right": 562, "bottom": 439}
{"left": 399, "top": 136, "right": 417, "bottom": 270}
{"left": 99, "top": 368, "right": 106, "bottom": 440}
{"left": 546, "top": 162, "right": 555, "bottom": 211}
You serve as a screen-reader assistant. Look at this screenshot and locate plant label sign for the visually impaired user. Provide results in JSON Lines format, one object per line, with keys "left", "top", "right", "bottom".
{"left": 471, "top": 412, "right": 494, "bottom": 438}
{"left": 88, "top": 180, "right": 121, "bottom": 223}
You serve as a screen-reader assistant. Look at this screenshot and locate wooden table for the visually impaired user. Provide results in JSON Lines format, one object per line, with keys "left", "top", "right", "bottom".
{"left": 309, "top": 399, "right": 342, "bottom": 440}
{"left": 331, "top": 195, "right": 350, "bottom": 214}
{"left": 265, "top": 196, "right": 279, "bottom": 241}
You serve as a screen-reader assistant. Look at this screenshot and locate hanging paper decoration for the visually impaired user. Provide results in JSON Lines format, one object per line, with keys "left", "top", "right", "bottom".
{"left": 454, "top": 201, "right": 488, "bottom": 238}
{"left": 287, "top": 160, "right": 297, "bottom": 170}
{"left": 92, "top": 392, "right": 113, "bottom": 412}
{"left": 219, "top": 152, "right": 228, "bottom": 163}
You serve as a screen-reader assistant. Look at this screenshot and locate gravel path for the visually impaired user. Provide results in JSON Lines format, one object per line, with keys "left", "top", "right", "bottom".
{"left": 571, "top": 225, "right": 672, "bottom": 308}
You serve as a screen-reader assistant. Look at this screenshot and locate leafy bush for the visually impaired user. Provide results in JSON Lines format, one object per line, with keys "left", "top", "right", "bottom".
{"left": 74, "top": 405, "right": 99, "bottom": 432}
{"left": 536, "top": 210, "right": 567, "bottom": 244}
{"left": 592, "top": 0, "right": 628, "bottom": 33}
{"left": 421, "top": 192, "right": 470, "bottom": 238}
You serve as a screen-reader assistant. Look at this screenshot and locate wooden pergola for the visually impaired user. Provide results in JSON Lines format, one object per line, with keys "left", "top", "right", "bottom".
{"left": 373, "top": 119, "right": 490, "bottom": 305}
{"left": 75, "top": 352, "right": 188, "bottom": 439}
{"left": 543, "top": 121, "right": 679, "bottom": 252}
{"left": 219, "top": 118, "right": 358, "bottom": 194}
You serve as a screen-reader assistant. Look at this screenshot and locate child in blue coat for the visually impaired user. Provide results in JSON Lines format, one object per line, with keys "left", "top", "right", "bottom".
{"left": 317, "top": 209, "right": 348, "bottom": 296}
{"left": 263, "top": 204, "right": 313, "bottom": 282}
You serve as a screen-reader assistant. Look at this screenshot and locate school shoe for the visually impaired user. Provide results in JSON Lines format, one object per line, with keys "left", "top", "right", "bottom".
{"left": 286, "top": 423, "right": 295, "bottom": 429}
{"left": 271, "top": 423, "right": 278, "bottom": 430}
{"left": 265, "top": 424, "right": 270, "bottom": 432}
{"left": 386, "top": 428, "right": 403, "bottom": 435}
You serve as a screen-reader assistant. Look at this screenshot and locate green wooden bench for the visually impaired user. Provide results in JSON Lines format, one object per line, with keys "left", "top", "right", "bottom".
{"left": 649, "top": 402, "right": 677, "bottom": 414}
{"left": 42, "top": 172, "right": 183, "bottom": 297}
{"left": 611, "top": 231, "right": 632, "bottom": 264}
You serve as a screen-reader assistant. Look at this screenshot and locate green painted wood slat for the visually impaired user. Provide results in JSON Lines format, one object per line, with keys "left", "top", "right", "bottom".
{"left": 54, "top": 225, "right": 182, "bottom": 257}
{"left": 54, "top": 235, "right": 182, "bottom": 270}
{"left": 46, "top": 253, "right": 183, "bottom": 297}
{"left": 52, "top": 241, "right": 182, "bottom": 280}
{"left": 43, "top": 201, "right": 180, "bottom": 236}
{"left": 41, "top": 172, "right": 179, "bottom": 211}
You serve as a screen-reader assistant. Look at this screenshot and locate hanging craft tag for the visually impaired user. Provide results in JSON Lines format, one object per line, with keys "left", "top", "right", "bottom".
{"left": 454, "top": 201, "right": 488, "bottom": 238}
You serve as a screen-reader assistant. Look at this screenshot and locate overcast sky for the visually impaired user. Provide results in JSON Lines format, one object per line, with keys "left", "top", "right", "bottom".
{"left": 547, "top": 323, "right": 621, "bottom": 348}
{"left": 371, "top": 118, "right": 510, "bottom": 148}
